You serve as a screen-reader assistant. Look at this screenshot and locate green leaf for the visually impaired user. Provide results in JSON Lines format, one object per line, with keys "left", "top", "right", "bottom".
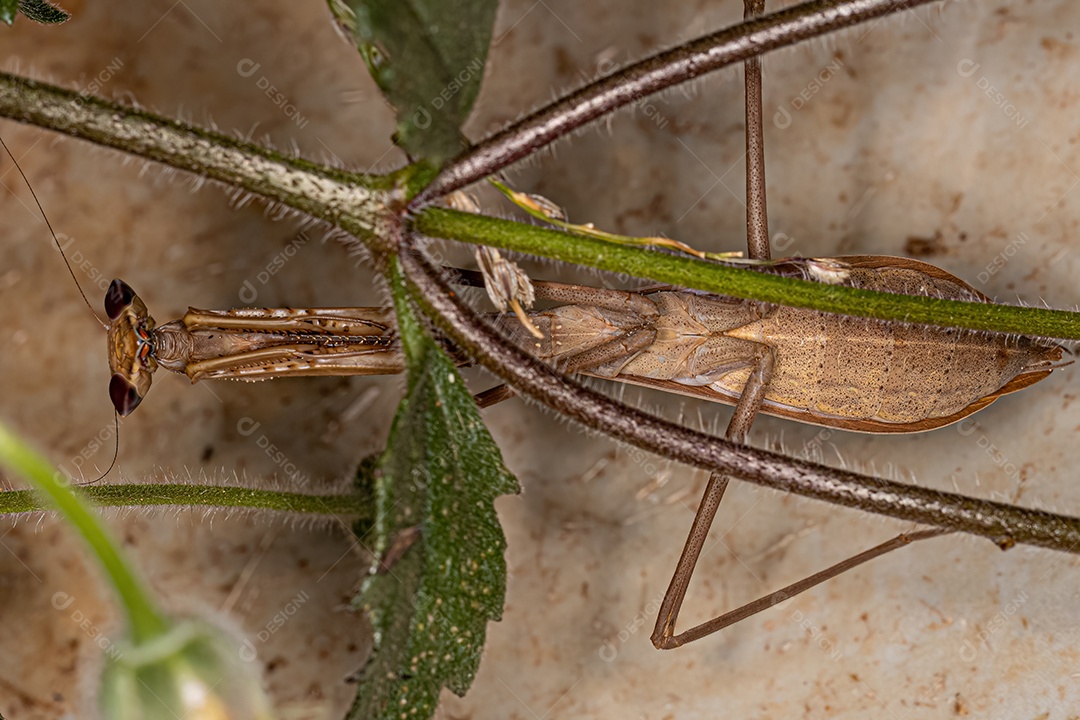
{"left": 0, "top": 423, "right": 170, "bottom": 644}
{"left": 413, "top": 206, "right": 1080, "bottom": 342}
{"left": 0, "top": 0, "right": 19, "bottom": 24}
{"left": 11, "top": 0, "right": 70, "bottom": 24}
{"left": 350, "top": 259, "right": 520, "bottom": 719}
{"left": 329, "top": 0, "right": 497, "bottom": 163}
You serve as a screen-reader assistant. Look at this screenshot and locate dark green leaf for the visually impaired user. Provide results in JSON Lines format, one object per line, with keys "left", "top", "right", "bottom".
{"left": 329, "top": 0, "right": 497, "bottom": 163}
{"left": 0, "top": 0, "right": 19, "bottom": 24}
{"left": 14, "top": 0, "right": 69, "bottom": 24}
{"left": 350, "top": 259, "right": 519, "bottom": 720}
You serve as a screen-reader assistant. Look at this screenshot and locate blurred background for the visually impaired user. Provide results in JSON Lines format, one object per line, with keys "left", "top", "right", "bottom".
{"left": 1, "top": 1, "right": 1078, "bottom": 718}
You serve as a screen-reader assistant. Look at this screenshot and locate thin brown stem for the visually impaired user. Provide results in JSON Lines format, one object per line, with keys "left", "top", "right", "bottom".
{"left": 410, "top": 0, "right": 942, "bottom": 207}
{"left": 398, "top": 244, "right": 1080, "bottom": 556}
{"left": 0, "top": 73, "right": 396, "bottom": 251}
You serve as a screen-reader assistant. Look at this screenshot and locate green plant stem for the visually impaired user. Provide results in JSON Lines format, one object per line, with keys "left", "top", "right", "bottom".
{"left": 5, "top": 72, "right": 1075, "bottom": 341}
{"left": 398, "top": 246, "right": 1080, "bottom": 555}
{"left": 413, "top": 207, "right": 1080, "bottom": 341}
{"left": 0, "top": 483, "right": 372, "bottom": 517}
{"left": 0, "top": 424, "right": 168, "bottom": 643}
{"left": 0, "top": 72, "right": 400, "bottom": 252}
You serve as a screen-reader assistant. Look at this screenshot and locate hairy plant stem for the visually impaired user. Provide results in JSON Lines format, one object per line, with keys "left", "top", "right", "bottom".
{"left": 413, "top": 208, "right": 1080, "bottom": 340}
{"left": 4, "top": 11, "right": 1077, "bottom": 556}
{"left": 0, "top": 483, "right": 372, "bottom": 518}
{"left": 0, "top": 424, "right": 168, "bottom": 643}
{"left": 0, "top": 72, "right": 400, "bottom": 252}
{"left": 410, "top": 0, "right": 943, "bottom": 207}
{"left": 399, "top": 246, "right": 1080, "bottom": 556}
{"left": 6, "top": 73, "right": 1077, "bottom": 340}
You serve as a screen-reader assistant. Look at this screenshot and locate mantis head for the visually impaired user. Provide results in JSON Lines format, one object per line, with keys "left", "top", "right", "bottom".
{"left": 105, "top": 279, "right": 157, "bottom": 416}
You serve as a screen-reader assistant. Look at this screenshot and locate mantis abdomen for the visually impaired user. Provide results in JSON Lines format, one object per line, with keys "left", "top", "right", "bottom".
{"left": 525, "top": 256, "right": 1064, "bottom": 433}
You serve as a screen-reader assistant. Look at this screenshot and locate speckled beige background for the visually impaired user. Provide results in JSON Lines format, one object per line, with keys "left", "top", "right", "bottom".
{"left": 2, "top": 1, "right": 1080, "bottom": 718}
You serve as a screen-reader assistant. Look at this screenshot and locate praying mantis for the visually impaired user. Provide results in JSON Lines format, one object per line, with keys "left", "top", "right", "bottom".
{"left": 93, "top": 0, "right": 1070, "bottom": 656}
{"left": 100, "top": 247, "right": 1067, "bottom": 650}
{"left": 2, "top": 1, "right": 1080, "bottom": 720}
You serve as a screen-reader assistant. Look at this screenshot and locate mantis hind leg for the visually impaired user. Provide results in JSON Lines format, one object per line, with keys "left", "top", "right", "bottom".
{"left": 651, "top": 0, "right": 776, "bottom": 649}
{"left": 651, "top": 343, "right": 772, "bottom": 648}
{"left": 652, "top": 1, "right": 950, "bottom": 647}
{"left": 648, "top": 331, "right": 950, "bottom": 648}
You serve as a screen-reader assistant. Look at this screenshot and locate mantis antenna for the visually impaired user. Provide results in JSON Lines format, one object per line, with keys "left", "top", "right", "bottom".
{"left": 0, "top": 133, "right": 119, "bottom": 482}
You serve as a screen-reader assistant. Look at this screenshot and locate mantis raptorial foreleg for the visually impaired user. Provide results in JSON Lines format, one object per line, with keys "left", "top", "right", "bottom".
{"left": 453, "top": 267, "right": 662, "bottom": 318}
{"left": 475, "top": 305, "right": 656, "bottom": 406}
{"left": 462, "top": 269, "right": 662, "bottom": 406}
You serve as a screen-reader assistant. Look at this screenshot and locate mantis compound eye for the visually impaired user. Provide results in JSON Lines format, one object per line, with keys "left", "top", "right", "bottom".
{"left": 105, "top": 279, "right": 137, "bottom": 320}
{"left": 109, "top": 373, "right": 144, "bottom": 416}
